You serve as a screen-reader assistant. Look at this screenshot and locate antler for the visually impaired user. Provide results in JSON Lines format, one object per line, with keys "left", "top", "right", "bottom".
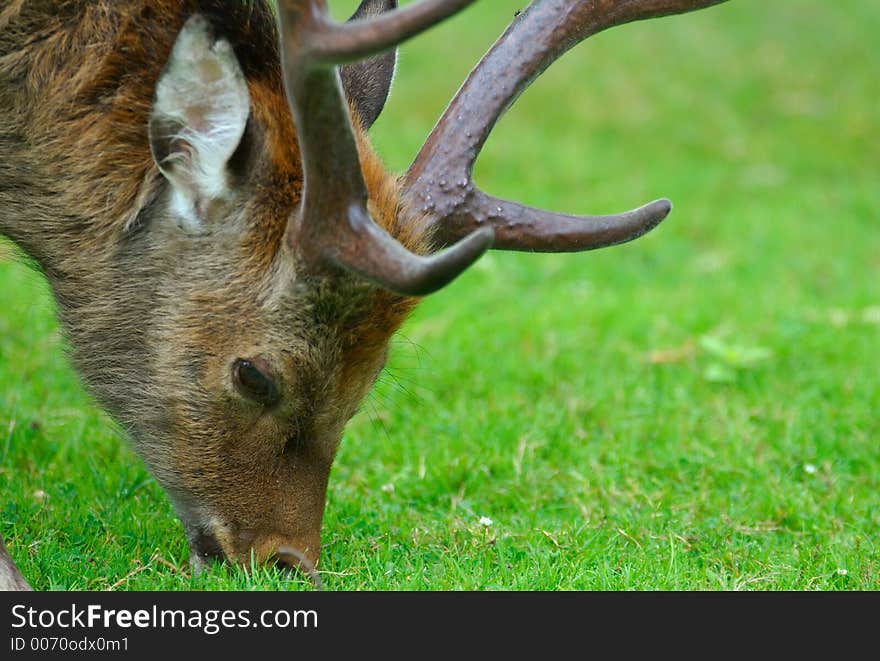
{"left": 276, "top": 0, "right": 493, "bottom": 296}
{"left": 403, "top": 0, "right": 729, "bottom": 251}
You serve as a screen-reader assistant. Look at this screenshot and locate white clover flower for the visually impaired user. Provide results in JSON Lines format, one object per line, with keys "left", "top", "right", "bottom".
{"left": 479, "top": 516, "right": 493, "bottom": 527}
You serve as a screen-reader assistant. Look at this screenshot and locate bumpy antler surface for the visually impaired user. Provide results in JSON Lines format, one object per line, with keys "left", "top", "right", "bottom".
{"left": 276, "top": 0, "right": 493, "bottom": 296}
{"left": 404, "top": 0, "right": 729, "bottom": 251}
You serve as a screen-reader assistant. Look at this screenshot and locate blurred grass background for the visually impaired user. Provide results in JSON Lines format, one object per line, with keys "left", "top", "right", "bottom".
{"left": 1, "top": 0, "right": 877, "bottom": 589}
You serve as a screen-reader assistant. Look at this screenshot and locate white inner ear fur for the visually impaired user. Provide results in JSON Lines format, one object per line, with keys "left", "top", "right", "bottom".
{"left": 151, "top": 15, "right": 250, "bottom": 233}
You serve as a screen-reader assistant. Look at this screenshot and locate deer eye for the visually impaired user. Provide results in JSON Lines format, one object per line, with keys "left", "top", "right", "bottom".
{"left": 232, "top": 358, "right": 279, "bottom": 407}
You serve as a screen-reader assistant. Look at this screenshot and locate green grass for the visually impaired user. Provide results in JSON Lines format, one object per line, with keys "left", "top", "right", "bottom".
{"left": 1, "top": 0, "right": 878, "bottom": 590}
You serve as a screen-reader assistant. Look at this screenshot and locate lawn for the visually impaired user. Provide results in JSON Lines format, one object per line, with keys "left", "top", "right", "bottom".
{"left": 0, "top": 0, "right": 877, "bottom": 590}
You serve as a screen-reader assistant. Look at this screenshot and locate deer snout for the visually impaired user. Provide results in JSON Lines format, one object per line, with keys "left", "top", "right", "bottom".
{"left": 253, "top": 534, "right": 321, "bottom": 569}
{"left": 188, "top": 521, "right": 322, "bottom": 584}
{"left": 221, "top": 526, "right": 321, "bottom": 574}
{"left": 250, "top": 534, "right": 323, "bottom": 589}
{"left": 199, "top": 520, "right": 320, "bottom": 565}
{"left": 273, "top": 544, "right": 323, "bottom": 588}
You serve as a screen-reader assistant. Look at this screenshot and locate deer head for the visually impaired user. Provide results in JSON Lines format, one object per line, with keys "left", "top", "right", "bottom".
{"left": 0, "top": 0, "right": 728, "bottom": 586}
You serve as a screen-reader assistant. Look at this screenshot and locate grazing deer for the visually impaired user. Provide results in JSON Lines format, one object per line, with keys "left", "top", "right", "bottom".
{"left": 0, "top": 0, "right": 727, "bottom": 590}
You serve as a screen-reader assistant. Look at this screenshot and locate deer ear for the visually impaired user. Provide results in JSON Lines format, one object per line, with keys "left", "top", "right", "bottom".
{"left": 340, "top": 0, "right": 397, "bottom": 130}
{"left": 149, "top": 15, "right": 250, "bottom": 232}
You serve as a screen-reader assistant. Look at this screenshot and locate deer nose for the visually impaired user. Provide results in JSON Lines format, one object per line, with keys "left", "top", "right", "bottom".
{"left": 273, "top": 543, "right": 322, "bottom": 590}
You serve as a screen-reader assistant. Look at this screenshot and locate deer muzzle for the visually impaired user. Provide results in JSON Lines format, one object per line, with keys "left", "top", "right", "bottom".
{"left": 188, "top": 518, "right": 321, "bottom": 582}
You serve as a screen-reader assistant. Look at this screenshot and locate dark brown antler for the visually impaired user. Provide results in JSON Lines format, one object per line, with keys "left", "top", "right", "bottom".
{"left": 276, "top": 0, "right": 492, "bottom": 296}
{"left": 404, "top": 0, "right": 729, "bottom": 251}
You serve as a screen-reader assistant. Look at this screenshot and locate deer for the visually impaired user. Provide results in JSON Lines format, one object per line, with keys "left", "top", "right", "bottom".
{"left": 0, "top": 0, "right": 728, "bottom": 591}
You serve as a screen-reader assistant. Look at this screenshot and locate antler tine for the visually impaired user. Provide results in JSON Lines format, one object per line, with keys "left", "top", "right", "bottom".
{"left": 404, "top": 0, "right": 729, "bottom": 251}
{"left": 295, "top": 0, "right": 476, "bottom": 65}
{"left": 275, "top": 0, "right": 491, "bottom": 296}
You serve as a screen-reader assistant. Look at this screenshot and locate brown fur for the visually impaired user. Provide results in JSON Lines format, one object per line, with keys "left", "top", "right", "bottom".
{"left": 0, "top": 0, "right": 426, "bottom": 577}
